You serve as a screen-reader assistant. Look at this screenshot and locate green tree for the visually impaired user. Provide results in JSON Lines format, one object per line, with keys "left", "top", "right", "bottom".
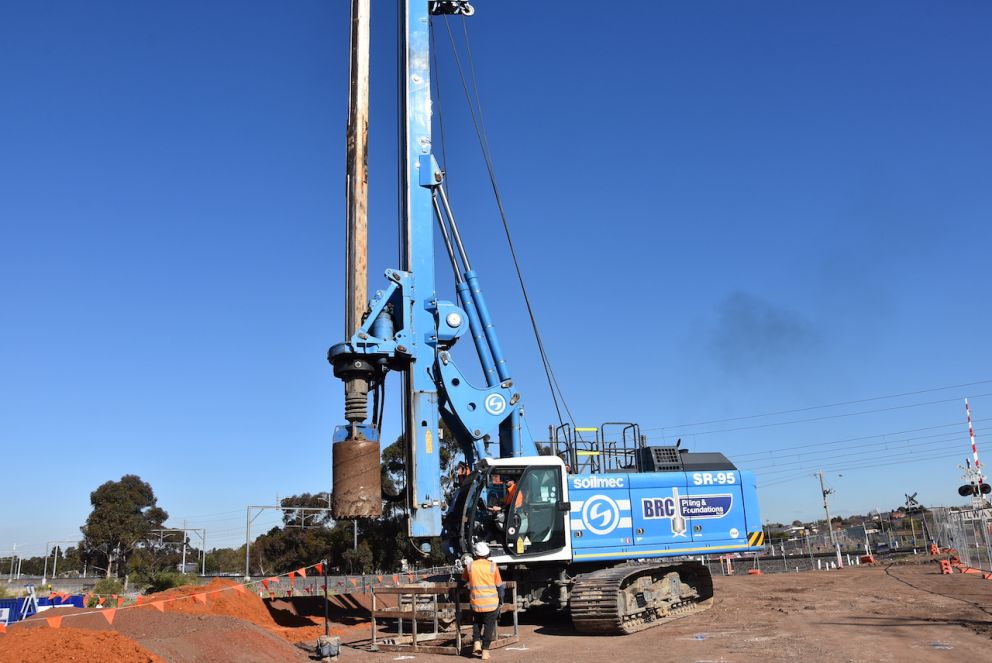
{"left": 206, "top": 547, "right": 244, "bottom": 574}
{"left": 250, "top": 524, "right": 338, "bottom": 576}
{"left": 374, "top": 420, "right": 462, "bottom": 568}
{"left": 280, "top": 493, "right": 333, "bottom": 527}
{"left": 80, "top": 475, "right": 168, "bottom": 578}
{"left": 341, "top": 540, "right": 374, "bottom": 574}
{"left": 20, "top": 556, "right": 45, "bottom": 576}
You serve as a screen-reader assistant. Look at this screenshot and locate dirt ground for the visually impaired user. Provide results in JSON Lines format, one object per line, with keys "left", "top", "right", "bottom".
{"left": 344, "top": 562, "right": 992, "bottom": 663}
{"left": 2, "top": 561, "right": 990, "bottom": 662}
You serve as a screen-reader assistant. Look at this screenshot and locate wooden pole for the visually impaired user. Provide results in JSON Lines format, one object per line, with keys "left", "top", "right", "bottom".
{"left": 345, "top": 0, "right": 370, "bottom": 338}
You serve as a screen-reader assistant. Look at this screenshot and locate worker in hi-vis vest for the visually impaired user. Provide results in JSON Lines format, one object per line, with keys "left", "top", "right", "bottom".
{"left": 462, "top": 541, "right": 504, "bottom": 659}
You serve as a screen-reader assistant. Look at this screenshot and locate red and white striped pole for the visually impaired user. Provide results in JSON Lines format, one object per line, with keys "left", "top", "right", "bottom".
{"left": 966, "top": 398, "right": 984, "bottom": 487}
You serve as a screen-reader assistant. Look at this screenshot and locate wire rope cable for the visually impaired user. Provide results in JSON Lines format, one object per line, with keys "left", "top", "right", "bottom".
{"left": 439, "top": 15, "right": 574, "bottom": 430}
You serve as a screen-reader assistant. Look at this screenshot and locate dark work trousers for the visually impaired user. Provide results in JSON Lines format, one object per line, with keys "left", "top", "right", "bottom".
{"left": 472, "top": 609, "right": 499, "bottom": 648}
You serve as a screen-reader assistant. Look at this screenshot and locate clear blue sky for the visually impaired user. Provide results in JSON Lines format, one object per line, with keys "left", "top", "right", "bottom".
{"left": 2, "top": 1, "right": 990, "bottom": 556}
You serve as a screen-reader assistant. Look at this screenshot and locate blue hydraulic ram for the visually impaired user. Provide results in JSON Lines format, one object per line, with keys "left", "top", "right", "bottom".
{"left": 326, "top": 0, "right": 763, "bottom": 634}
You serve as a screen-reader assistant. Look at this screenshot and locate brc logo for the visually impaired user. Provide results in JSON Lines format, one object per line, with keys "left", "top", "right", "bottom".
{"left": 642, "top": 497, "right": 678, "bottom": 519}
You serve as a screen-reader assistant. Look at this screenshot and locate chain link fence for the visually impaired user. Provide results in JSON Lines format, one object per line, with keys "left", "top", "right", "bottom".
{"left": 929, "top": 507, "right": 992, "bottom": 571}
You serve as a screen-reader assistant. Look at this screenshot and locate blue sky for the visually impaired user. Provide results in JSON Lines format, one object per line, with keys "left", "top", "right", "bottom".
{"left": 2, "top": 1, "right": 990, "bottom": 556}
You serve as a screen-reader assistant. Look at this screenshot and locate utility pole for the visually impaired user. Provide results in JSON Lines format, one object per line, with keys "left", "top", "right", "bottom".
{"left": 815, "top": 471, "right": 844, "bottom": 568}
{"left": 43, "top": 540, "right": 78, "bottom": 585}
{"left": 245, "top": 507, "right": 252, "bottom": 581}
{"left": 151, "top": 524, "right": 206, "bottom": 574}
{"left": 816, "top": 471, "right": 836, "bottom": 545}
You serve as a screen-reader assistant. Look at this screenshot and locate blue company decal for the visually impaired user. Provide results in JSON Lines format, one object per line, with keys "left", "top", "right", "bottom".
{"left": 572, "top": 475, "right": 624, "bottom": 490}
{"left": 571, "top": 494, "right": 633, "bottom": 537}
{"left": 680, "top": 494, "right": 733, "bottom": 519}
{"left": 581, "top": 495, "right": 622, "bottom": 536}
{"left": 641, "top": 493, "right": 734, "bottom": 522}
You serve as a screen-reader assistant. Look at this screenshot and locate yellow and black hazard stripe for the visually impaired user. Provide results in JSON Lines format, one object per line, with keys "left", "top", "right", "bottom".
{"left": 747, "top": 531, "right": 765, "bottom": 547}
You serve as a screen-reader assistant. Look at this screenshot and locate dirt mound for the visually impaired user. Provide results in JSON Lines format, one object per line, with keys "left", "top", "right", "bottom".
{"left": 148, "top": 579, "right": 281, "bottom": 630}
{"left": 268, "top": 595, "right": 378, "bottom": 643}
{"left": 112, "top": 610, "right": 309, "bottom": 663}
{"left": 147, "top": 578, "right": 360, "bottom": 643}
{"left": 1, "top": 580, "right": 380, "bottom": 661}
{"left": 0, "top": 626, "right": 163, "bottom": 663}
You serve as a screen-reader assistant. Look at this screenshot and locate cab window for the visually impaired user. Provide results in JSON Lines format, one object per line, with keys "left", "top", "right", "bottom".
{"left": 503, "top": 466, "right": 566, "bottom": 556}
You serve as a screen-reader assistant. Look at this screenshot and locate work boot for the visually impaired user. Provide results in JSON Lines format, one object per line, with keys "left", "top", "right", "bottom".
{"left": 481, "top": 650, "right": 490, "bottom": 660}
{"left": 472, "top": 640, "right": 482, "bottom": 655}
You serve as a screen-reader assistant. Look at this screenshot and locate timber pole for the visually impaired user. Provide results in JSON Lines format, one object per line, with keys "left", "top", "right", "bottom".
{"left": 345, "top": 0, "right": 370, "bottom": 339}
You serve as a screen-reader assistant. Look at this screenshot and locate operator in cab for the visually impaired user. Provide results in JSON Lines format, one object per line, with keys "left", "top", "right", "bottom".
{"left": 462, "top": 542, "right": 504, "bottom": 659}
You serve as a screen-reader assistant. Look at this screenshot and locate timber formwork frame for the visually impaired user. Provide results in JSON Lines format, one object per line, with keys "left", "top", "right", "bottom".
{"left": 370, "top": 582, "right": 519, "bottom": 655}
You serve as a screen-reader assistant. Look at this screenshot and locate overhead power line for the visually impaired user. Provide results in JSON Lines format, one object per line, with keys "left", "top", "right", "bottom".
{"left": 731, "top": 419, "right": 988, "bottom": 461}
{"left": 640, "top": 379, "right": 992, "bottom": 432}
{"left": 749, "top": 436, "right": 971, "bottom": 477}
{"left": 643, "top": 392, "right": 992, "bottom": 440}
{"left": 759, "top": 447, "right": 964, "bottom": 488}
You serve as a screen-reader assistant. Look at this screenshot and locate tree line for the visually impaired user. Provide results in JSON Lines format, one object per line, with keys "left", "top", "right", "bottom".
{"left": 36, "top": 431, "right": 460, "bottom": 583}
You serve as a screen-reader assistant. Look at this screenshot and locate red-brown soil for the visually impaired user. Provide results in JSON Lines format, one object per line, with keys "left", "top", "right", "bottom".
{"left": 5, "top": 580, "right": 316, "bottom": 662}
{"left": 146, "top": 578, "right": 370, "bottom": 643}
{"left": 0, "top": 626, "right": 163, "bottom": 663}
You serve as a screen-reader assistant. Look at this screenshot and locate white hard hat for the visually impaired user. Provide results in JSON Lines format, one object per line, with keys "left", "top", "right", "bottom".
{"left": 473, "top": 541, "right": 491, "bottom": 557}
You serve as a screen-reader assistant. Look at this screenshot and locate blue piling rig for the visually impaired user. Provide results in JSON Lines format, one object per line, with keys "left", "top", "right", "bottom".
{"left": 328, "top": 0, "right": 534, "bottom": 538}
{"left": 327, "top": 0, "right": 765, "bottom": 634}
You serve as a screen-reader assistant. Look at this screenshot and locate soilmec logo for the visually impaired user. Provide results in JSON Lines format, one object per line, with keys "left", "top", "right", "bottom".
{"left": 571, "top": 476, "right": 624, "bottom": 490}
{"left": 484, "top": 393, "right": 507, "bottom": 415}
{"left": 580, "top": 495, "right": 622, "bottom": 536}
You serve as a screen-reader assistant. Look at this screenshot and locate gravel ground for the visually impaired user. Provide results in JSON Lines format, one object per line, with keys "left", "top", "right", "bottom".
{"left": 337, "top": 561, "right": 992, "bottom": 663}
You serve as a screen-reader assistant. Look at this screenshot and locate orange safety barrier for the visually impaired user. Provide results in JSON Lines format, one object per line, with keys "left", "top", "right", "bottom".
{"left": 747, "top": 569, "right": 764, "bottom": 576}
{"left": 928, "top": 543, "right": 940, "bottom": 555}
{"left": 859, "top": 555, "right": 877, "bottom": 566}
{"left": 939, "top": 560, "right": 952, "bottom": 575}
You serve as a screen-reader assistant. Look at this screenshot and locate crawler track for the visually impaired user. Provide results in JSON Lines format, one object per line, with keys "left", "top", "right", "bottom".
{"left": 569, "top": 562, "right": 714, "bottom": 635}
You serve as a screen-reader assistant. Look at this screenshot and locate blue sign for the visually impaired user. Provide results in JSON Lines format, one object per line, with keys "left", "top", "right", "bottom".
{"left": 641, "top": 493, "right": 733, "bottom": 520}
{"left": 680, "top": 494, "right": 733, "bottom": 519}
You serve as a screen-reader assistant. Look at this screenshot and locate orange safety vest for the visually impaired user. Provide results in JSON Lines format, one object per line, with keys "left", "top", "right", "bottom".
{"left": 464, "top": 559, "right": 502, "bottom": 612}
{"left": 503, "top": 482, "right": 523, "bottom": 509}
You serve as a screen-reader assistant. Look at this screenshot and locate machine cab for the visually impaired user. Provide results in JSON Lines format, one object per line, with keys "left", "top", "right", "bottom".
{"left": 461, "top": 456, "right": 573, "bottom": 564}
